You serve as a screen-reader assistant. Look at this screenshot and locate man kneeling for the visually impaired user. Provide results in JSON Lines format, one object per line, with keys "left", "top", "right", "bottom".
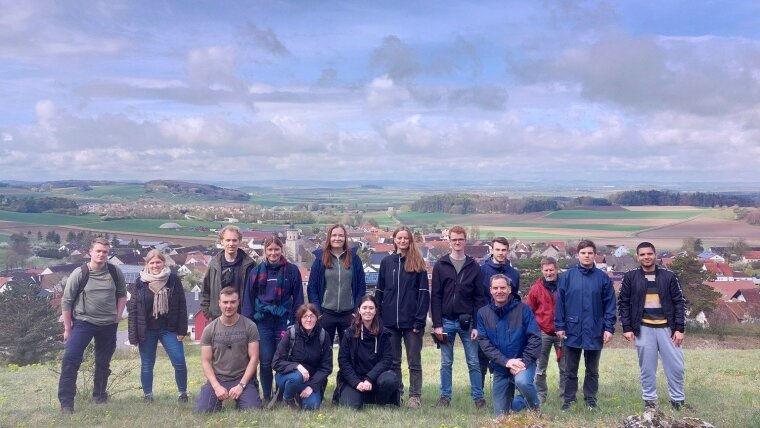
{"left": 195, "top": 287, "right": 261, "bottom": 412}
{"left": 477, "top": 274, "right": 541, "bottom": 415}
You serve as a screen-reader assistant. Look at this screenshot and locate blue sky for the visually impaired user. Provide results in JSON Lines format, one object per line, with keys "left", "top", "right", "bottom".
{"left": 1, "top": 1, "right": 759, "bottom": 184}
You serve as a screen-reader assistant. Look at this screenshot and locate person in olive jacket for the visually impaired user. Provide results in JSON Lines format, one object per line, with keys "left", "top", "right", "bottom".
{"left": 272, "top": 303, "right": 333, "bottom": 410}
{"left": 374, "top": 226, "right": 429, "bottom": 409}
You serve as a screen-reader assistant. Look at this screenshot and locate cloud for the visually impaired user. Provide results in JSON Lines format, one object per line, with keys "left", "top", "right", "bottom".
{"left": 245, "top": 22, "right": 290, "bottom": 56}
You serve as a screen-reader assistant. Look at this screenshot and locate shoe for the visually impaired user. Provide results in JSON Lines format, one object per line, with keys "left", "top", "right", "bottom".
{"left": 586, "top": 401, "right": 598, "bottom": 411}
{"left": 143, "top": 394, "right": 154, "bottom": 403}
{"left": 435, "top": 396, "right": 450, "bottom": 408}
{"left": 671, "top": 400, "right": 693, "bottom": 411}
{"left": 644, "top": 400, "right": 658, "bottom": 410}
{"left": 178, "top": 393, "right": 188, "bottom": 403}
{"left": 284, "top": 398, "right": 299, "bottom": 410}
{"left": 94, "top": 396, "right": 108, "bottom": 404}
{"left": 61, "top": 406, "right": 74, "bottom": 415}
{"left": 560, "top": 400, "right": 575, "bottom": 411}
{"left": 474, "top": 398, "right": 486, "bottom": 409}
{"left": 407, "top": 396, "right": 421, "bottom": 409}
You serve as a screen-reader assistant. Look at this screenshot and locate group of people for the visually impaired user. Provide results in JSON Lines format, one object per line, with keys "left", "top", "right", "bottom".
{"left": 57, "top": 225, "right": 688, "bottom": 418}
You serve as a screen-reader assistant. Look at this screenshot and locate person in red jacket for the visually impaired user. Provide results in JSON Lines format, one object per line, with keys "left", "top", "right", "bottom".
{"left": 525, "top": 257, "right": 566, "bottom": 404}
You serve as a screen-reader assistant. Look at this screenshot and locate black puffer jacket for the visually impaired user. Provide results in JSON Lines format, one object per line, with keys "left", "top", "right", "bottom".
{"left": 272, "top": 324, "right": 333, "bottom": 391}
{"left": 618, "top": 266, "right": 686, "bottom": 335}
{"left": 127, "top": 272, "right": 188, "bottom": 344}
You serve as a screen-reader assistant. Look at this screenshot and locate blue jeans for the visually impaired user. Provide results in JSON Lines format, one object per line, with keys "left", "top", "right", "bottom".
{"left": 257, "top": 316, "right": 287, "bottom": 400}
{"left": 275, "top": 371, "right": 323, "bottom": 410}
{"left": 440, "top": 317, "right": 483, "bottom": 401}
{"left": 138, "top": 329, "right": 187, "bottom": 396}
{"left": 58, "top": 320, "right": 118, "bottom": 408}
{"left": 492, "top": 363, "right": 540, "bottom": 415}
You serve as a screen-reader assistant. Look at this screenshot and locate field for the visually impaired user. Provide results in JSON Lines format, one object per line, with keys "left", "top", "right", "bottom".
{"left": 1, "top": 343, "right": 757, "bottom": 428}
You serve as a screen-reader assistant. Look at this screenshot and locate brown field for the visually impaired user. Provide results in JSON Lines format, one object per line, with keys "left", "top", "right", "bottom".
{"left": 635, "top": 217, "right": 760, "bottom": 247}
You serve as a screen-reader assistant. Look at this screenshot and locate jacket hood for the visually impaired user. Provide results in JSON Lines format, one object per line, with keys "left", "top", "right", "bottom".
{"left": 490, "top": 295, "right": 520, "bottom": 316}
{"left": 484, "top": 257, "right": 513, "bottom": 270}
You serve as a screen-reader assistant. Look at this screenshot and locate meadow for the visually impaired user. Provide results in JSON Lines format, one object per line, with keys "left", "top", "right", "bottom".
{"left": 2, "top": 344, "right": 757, "bottom": 428}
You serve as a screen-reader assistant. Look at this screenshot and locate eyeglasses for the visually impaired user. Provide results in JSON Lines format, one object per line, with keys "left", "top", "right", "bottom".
{"left": 302, "top": 314, "right": 317, "bottom": 320}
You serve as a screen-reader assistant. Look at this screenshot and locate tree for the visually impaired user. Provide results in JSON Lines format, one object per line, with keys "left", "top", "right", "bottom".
{"left": 111, "top": 234, "right": 120, "bottom": 248}
{"left": 668, "top": 255, "right": 720, "bottom": 317}
{"left": 0, "top": 281, "right": 61, "bottom": 365}
{"left": 37, "top": 231, "right": 43, "bottom": 241}
{"left": 680, "top": 237, "right": 704, "bottom": 254}
{"left": 181, "top": 271, "right": 204, "bottom": 291}
{"left": 725, "top": 239, "right": 749, "bottom": 263}
{"left": 367, "top": 218, "right": 380, "bottom": 228}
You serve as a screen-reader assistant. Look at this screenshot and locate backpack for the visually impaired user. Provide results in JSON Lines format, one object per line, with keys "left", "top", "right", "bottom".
{"left": 286, "top": 325, "right": 327, "bottom": 360}
{"left": 72, "top": 262, "right": 120, "bottom": 316}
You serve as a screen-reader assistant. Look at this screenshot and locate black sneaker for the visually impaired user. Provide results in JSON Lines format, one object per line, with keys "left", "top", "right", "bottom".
{"left": 561, "top": 401, "right": 573, "bottom": 411}
{"left": 61, "top": 406, "right": 74, "bottom": 415}
{"left": 644, "top": 400, "right": 658, "bottom": 410}
{"left": 474, "top": 398, "right": 486, "bottom": 409}
{"left": 435, "top": 396, "right": 450, "bottom": 408}
{"left": 178, "top": 393, "right": 188, "bottom": 403}
{"left": 671, "top": 400, "right": 693, "bottom": 411}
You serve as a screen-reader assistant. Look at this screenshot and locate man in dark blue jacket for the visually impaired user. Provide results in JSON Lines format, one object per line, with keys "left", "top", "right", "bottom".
{"left": 618, "top": 242, "right": 687, "bottom": 411}
{"left": 555, "top": 240, "right": 616, "bottom": 411}
{"left": 478, "top": 274, "right": 541, "bottom": 416}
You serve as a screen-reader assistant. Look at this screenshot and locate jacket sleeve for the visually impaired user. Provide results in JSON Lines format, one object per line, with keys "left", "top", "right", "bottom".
{"left": 241, "top": 270, "right": 256, "bottom": 321}
{"left": 521, "top": 306, "right": 542, "bottom": 367}
{"left": 476, "top": 309, "right": 507, "bottom": 368}
{"left": 618, "top": 272, "right": 633, "bottom": 333}
{"left": 365, "top": 331, "right": 393, "bottom": 384}
{"left": 337, "top": 332, "right": 362, "bottom": 388}
{"left": 200, "top": 269, "right": 212, "bottom": 319}
{"left": 554, "top": 273, "right": 567, "bottom": 332}
{"left": 480, "top": 265, "right": 492, "bottom": 305}
{"left": 414, "top": 271, "right": 430, "bottom": 331}
{"left": 352, "top": 254, "right": 367, "bottom": 310}
{"left": 472, "top": 268, "right": 487, "bottom": 322}
{"left": 127, "top": 283, "right": 138, "bottom": 345}
{"left": 305, "top": 330, "right": 333, "bottom": 390}
{"left": 306, "top": 258, "right": 322, "bottom": 311}
{"left": 513, "top": 268, "right": 520, "bottom": 296}
{"left": 272, "top": 329, "right": 299, "bottom": 374}
{"left": 175, "top": 276, "right": 188, "bottom": 336}
{"left": 670, "top": 272, "right": 686, "bottom": 333}
{"left": 525, "top": 280, "right": 539, "bottom": 313}
{"left": 430, "top": 263, "right": 443, "bottom": 328}
{"left": 374, "top": 259, "right": 386, "bottom": 310}
{"left": 602, "top": 274, "right": 617, "bottom": 334}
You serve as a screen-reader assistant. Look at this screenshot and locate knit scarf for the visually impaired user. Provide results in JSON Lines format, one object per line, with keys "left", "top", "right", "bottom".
{"left": 140, "top": 268, "right": 170, "bottom": 319}
{"left": 250, "top": 257, "right": 288, "bottom": 320}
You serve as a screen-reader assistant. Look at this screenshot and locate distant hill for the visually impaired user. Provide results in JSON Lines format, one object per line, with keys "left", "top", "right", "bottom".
{"left": 144, "top": 180, "right": 249, "bottom": 202}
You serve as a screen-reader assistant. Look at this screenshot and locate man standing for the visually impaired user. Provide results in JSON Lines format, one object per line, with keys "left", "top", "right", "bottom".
{"left": 478, "top": 274, "right": 541, "bottom": 416}
{"left": 194, "top": 287, "right": 261, "bottom": 412}
{"left": 200, "top": 225, "right": 256, "bottom": 321}
{"left": 58, "top": 237, "right": 127, "bottom": 414}
{"left": 618, "top": 242, "right": 687, "bottom": 410}
{"left": 555, "top": 240, "right": 616, "bottom": 411}
{"left": 525, "top": 257, "right": 566, "bottom": 404}
{"left": 431, "top": 226, "right": 487, "bottom": 409}
{"left": 479, "top": 237, "right": 521, "bottom": 387}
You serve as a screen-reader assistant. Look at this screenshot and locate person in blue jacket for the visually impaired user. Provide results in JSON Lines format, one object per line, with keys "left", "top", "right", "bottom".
{"left": 477, "top": 274, "right": 541, "bottom": 416}
{"left": 555, "top": 240, "right": 616, "bottom": 411}
{"left": 374, "top": 226, "right": 430, "bottom": 409}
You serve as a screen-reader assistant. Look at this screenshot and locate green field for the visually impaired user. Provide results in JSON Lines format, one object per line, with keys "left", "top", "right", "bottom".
{"left": 0, "top": 210, "right": 101, "bottom": 225}
{"left": 480, "top": 229, "right": 571, "bottom": 240}
{"left": 545, "top": 210, "right": 705, "bottom": 220}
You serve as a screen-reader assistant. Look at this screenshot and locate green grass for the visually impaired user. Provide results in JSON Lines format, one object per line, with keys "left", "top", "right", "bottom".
{"left": 0, "top": 210, "right": 100, "bottom": 225}
{"left": 480, "top": 230, "right": 572, "bottom": 240}
{"left": 3, "top": 345, "right": 755, "bottom": 427}
{"left": 545, "top": 210, "right": 706, "bottom": 220}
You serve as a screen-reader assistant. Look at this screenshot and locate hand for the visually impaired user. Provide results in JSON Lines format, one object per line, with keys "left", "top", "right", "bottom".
{"left": 297, "top": 364, "right": 310, "bottom": 382}
{"left": 300, "top": 386, "right": 314, "bottom": 399}
{"left": 470, "top": 328, "right": 478, "bottom": 341}
{"left": 603, "top": 331, "right": 613, "bottom": 344}
{"left": 213, "top": 384, "right": 229, "bottom": 400}
{"left": 672, "top": 331, "right": 684, "bottom": 347}
{"left": 228, "top": 384, "right": 244, "bottom": 400}
{"left": 412, "top": 327, "right": 420, "bottom": 334}
{"left": 63, "top": 328, "right": 71, "bottom": 343}
{"left": 434, "top": 327, "right": 444, "bottom": 343}
{"left": 177, "top": 335, "right": 185, "bottom": 342}
{"left": 556, "top": 331, "right": 565, "bottom": 340}
{"left": 623, "top": 332, "right": 635, "bottom": 342}
{"left": 356, "top": 380, "right": 373, "bottom": 392}
{"left": 506, "top": 358, "right": 526, "bottom": 376}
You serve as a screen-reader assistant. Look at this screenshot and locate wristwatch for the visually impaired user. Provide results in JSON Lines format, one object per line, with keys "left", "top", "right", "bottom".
{"left": 239, "top": 382, "right": 247, "bottom": 389}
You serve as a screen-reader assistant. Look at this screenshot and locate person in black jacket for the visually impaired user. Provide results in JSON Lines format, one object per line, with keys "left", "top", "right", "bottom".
{"left": 272, "top": 303, "right": 332, "bottom": 410}
{"left": 374, "top": 226, "right": 430, "bottom": 408}
{"left": 618, "top": 242, "right": 687, "bottom": 411}
{"left": 431, "top": 226, "right": 487, "bottom": 409}
{"left": 128, "top": 249, "right": 188, "bottom": 402}
{"left": 337, "top": 296, "right": 400, "bottom": 410}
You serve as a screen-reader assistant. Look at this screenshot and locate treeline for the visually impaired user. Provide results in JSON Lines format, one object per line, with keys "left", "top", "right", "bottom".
{"left": 411, "top": 194, "right": 559, "bottom": 214}
{"left": 609, "top": 190, "right": 756, "bottom": 207}
{"left": 0, "top": 196, "right": 78, "bottom": 213}
{"left": 144, "top": 180, "right": 249, "bottom": 202}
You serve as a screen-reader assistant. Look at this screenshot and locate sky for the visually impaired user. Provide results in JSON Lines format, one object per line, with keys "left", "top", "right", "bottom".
{"left": 1, "top": 1, "right": 759, "bottom": 185}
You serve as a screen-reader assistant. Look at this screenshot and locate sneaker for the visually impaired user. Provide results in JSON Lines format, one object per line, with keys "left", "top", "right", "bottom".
{"left": 586, "top": 401, "right": 598, "bottom": 411}
{"left": 561, "top": 400, "right": 575, "bottom": 411}
{"left": 143, "top": 394, "right": 154, "bottom": 403}
{"left": 178, "top": 393, "right": 188, "bottom": 403}
{"left": 61, "top": 406, "right": 74, "bottom": 415}
{"left": 671, "top": 400, "right": 693, "bottom": 411}
{"left": 644, "top": 400, "right": 658, "bottom": 410}
{"left": 474, "top": 398, "right": 486, "bottom": 409}
{"left": 407, "top": 396, "right": 421, "bottom": 409}
{"left": 435, "top": 396, "right": 450, "bottom": 408}
{"left": 94, "top": 396, "right": 108, "bottom": 404}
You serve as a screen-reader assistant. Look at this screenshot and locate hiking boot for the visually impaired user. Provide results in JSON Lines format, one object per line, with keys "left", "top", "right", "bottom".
{"left": 474, "top": 398, "right": 486, "bottom": 409}
{"left": 560, "top": 400, "right": 575, "bottom": 411}
{"left": 143, "top": 394, "right": 154, "bottom": 403}
{"left": 435, "top": 396, "right": 450, "bottom": 408}
{"left": 61, "top": 406, "right": 74, "bottom": 415}
{"left": 671, "top": 400, "right": 693, "bottom": 411}
{"left": 644, "top": 400, "right": 658, "bottom": 410}
{"left": 284, "top": 398, "right": 299, "bottom": 410}
{"left": 407, "top": 396, "right": 421, "bottom": 409}
{"left": 178, "top": 393, "right": 188, "bottom": 403}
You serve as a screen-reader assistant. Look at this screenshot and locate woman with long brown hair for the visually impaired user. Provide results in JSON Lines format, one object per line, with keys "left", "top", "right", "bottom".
{"left": 374, "top": 226, "right": 429, "bottom": 408}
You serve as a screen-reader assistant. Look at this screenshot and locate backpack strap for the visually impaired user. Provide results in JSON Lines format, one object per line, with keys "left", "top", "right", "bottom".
{"left": 73, "top": 262, "right": 120, "bottom": 317}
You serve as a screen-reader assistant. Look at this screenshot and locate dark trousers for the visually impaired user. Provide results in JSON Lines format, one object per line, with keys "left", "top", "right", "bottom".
{"left": 563, "top": 345, "right": 601, "bottom": 405}
{"left": 257, "top": 316, "right": 287, "bottom": 400}
{"left": 338, "top": 370, "right": 401, "bottom": 410}
{"left": 319, "top": 310, "right": 353, "bottom": 344}
{"left": 58, "top": 320, "right": 118, "bottom": 408}
{"left": 194, "top": 378, "right": 261, "bottom": 413}
{"left": 388, "top": 327, "right": 423, "bottom": 399}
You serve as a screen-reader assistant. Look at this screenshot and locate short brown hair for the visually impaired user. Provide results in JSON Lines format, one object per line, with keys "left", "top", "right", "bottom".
{"left": 218, "top": 225, "right": 242, "bottom": 242}
{"left": 577, "top": 239, "right": 596, "bottom": 253}
{"left": 264, "top": 235, "right": 284, "bottom": 250}
{"left": 489, "top": 273, "right": 512, "bottom": 288}
{"left": 540, "top": 257, "right": 557, "bottom": 268}
{"left": 90, "top": 236, "right": 111, "bottom": 249}
{"left": 219, "top": 286, "right": 239, "bottom": 298}
{"left": 448, "top": 226, "right": 466, "bottom": 239}
{"left": 295, "top": 303, "right": 320, "bottom": 326}
{"left": 491, "top": 237, "right": 509, "bottom": 248}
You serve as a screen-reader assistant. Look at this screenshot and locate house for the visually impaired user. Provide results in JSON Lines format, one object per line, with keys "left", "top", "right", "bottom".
{"left": 185, "top": 287, "right": 202, "bottom": 340}
{"left": 742, "top": 250, "right": 760, "bottom": 263}
{"left": 614, "top": 245, "right": 629, "bottom": 257}
{"left": 465, "top": 245, "right": 490, "bottom": 262}
{"left": 704, "top": 280, "right": 755, "bottom": 301}
{"left": 701, "top": 261, "right": 735, "bottom": 281}
{"left": 605, "top": 255, "right": 636, "bottom": 272}
{"left": 697, "top": 250, "right": 725, "bottom": 263}
{"left": 540, "top": 245, "right": 561, "bottom": 260}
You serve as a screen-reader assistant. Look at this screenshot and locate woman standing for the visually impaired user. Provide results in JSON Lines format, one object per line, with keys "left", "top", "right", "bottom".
{"left": 242, "top": 236, "right": 304, "bottom": 401}
{"left": 374, "top": 226, "right": 429, "bottom": 408}
{"left": 128, "top": 250, "right": 188, "bottom": 402}
{"left": 272, "top": 303, "right": 333, "bottom": 410}
{"left": 337, "top": 296, "right": 400, "bottom": 409}
{"left": 306, "top": 224, "right": 366, "bottom": 344}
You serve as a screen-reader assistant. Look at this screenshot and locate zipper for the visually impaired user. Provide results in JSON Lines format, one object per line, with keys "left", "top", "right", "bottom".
{"left": 396, "top": 254, "right": 401, "bottom": 327}
{"left": 337, "top": 254, "right": 342, "bottom": 312}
